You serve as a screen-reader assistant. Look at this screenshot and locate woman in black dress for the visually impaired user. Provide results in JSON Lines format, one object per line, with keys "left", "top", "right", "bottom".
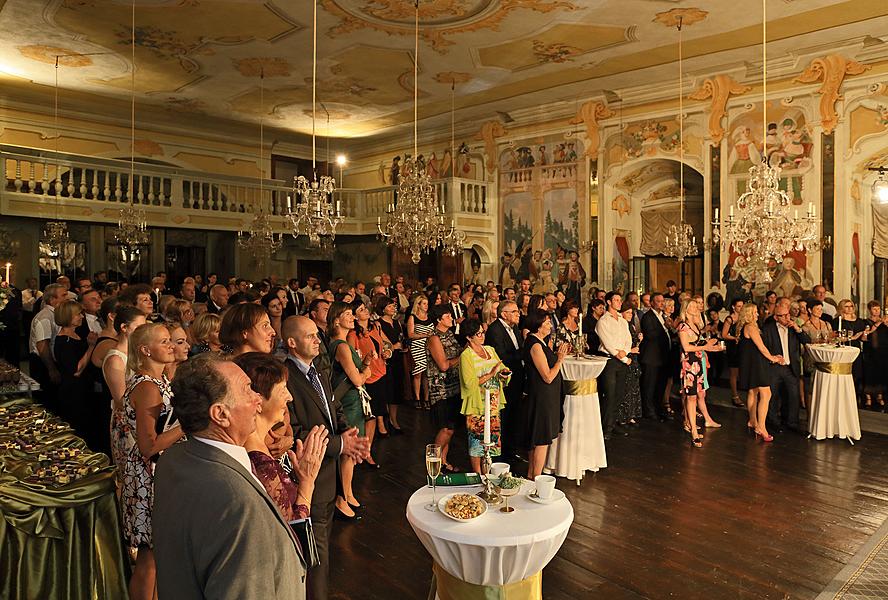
{"left": 377, "top": 296, "right": 406, "bottom": 432}
{"left": 836, "top": 299, "right": 869, "bottom": 406}
{"left": 721, "top": 298, "right": 745, "bottom": 407}
{"left": 863, "top": 300, "right": 888, "bottom": 410}
{"left": 53, "top": 300, "right": 96, "bottom": 431}
{"left": 523, "top": 308, "right": 570, "bottom": 479}
{"left": 737, "top": 304, "right": 783, "bottom": 442}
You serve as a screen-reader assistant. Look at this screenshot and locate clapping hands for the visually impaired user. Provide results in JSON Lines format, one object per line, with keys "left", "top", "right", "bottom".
{"left": 289, "top": 425, "right": 328, "bottom": 485}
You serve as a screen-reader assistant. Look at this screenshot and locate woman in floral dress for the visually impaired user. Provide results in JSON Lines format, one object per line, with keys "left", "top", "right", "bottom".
{"left": 121, "top": 322, "right": 183, "bottom": 600}
{"left": 459, "top": 318, "right": 510, "bottom": 474}
{"left": 677, "top": 299, "right": 723, "bottom": 448}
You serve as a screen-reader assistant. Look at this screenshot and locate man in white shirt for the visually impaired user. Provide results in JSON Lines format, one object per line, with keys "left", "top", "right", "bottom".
{"left": 595, "top": 291, "right": 634, "bottom": 439}
{"left": 21, "top": 278, "right": 42, "bottom": 313}
{"left": 155, "top": 353, "right": 307, "bottom": 599}
{"left": 447, "top": 283, "right": 467, "bottom": 336}
{"left": 29, "top": 283, "right": 67, "bottom": 406}
{"left": 77, "top": 288, "right": 103, "bottom": 336}
{"left": 812, "top": 284, "right": 836, "bottom": 324}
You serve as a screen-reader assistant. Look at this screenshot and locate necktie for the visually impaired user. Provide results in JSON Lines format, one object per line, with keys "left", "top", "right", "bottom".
{"left": 307, "top": 365, "right": 333, "bottom": 426}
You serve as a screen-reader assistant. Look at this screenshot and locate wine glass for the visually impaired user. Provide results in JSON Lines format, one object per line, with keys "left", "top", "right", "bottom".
{"left": 425, "top": 444, "right": 442, "bottom": 512}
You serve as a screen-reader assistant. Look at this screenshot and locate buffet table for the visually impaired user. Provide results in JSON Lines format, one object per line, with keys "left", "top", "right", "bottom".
{"left": 544, "top": 356, "right": 609, "bottom": 483}
{"left": 0, "top": 396, "right": 128, "bottom": 599}
{"left": 806, "top": 344, "right": 861, "bottom": 444}
{"left": 407, "top": 482, "right": 573, "bottom": 599}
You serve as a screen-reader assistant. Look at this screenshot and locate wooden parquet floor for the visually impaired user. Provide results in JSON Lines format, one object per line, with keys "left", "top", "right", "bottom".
{"left": 328, "top": 402, "right": 888, "bottom": 599}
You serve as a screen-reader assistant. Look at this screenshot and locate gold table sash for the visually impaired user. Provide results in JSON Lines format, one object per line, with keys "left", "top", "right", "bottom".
{"left": 563, "top": 379, "right": 598, "bottom": 395}
{"left": 433, "top": 562, "right": 542, "bottom": 600}
{"left": 814, "top": 362, "right": 853, "bottom": 375}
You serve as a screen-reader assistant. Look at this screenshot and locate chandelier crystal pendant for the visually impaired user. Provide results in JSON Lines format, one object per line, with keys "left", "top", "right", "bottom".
{"left": 665, "top": 16, "right": 697, "bottom": 263}
{"left": 377, "top": 1, "right": 462, "bottom": 264}
{"left": 238, "top": 70, "right": 283, "bottom": 266}
{"left": 287, "top": 0, "right": 342, "bottom": 247}
{"left": 113, "top": 1, "right": 149, "bottom": 249}
{"left": 710, "top": 0, "right": 821, "bottom": 276}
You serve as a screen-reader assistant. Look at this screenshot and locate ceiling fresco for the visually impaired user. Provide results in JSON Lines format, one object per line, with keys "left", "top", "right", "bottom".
{"left": 0, "top": 0, "right": 885, "bottom": 140}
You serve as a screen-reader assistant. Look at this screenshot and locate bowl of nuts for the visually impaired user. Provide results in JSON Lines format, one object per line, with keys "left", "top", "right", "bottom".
{"left": 438, "top": 492, "right": 488, "bottom": 522}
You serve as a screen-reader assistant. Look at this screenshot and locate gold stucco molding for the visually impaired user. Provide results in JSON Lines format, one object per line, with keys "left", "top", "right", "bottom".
{"left": 474, "top": 120, "right": 508, "bottom": 175}
{"left": 794, "top": 54, "right": 871, "bottom": 134}
{"left": 569, "top": 101, "right": 614, "bottom": 158}
{"left": 688, "top": 75, "right": 751, "bottom": 143}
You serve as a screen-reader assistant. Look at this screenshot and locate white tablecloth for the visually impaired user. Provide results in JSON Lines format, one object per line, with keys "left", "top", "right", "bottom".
{"left": 406, "top": 482, "right": 573, "bottom": 586}
{"left": 544, "top": 356, "right": 609, "bottom": 482}
{"left": 806, "top": 344, "right": 861, "bottom": 442}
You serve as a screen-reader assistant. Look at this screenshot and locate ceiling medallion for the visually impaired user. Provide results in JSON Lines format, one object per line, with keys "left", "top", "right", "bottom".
{"left": 322, "top": 0, "right": 581, "bottom": 53}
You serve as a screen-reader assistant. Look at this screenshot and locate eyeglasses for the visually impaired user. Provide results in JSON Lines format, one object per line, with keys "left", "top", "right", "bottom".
{"left": 775, "top": 313, "right": 790, "bottom": 318}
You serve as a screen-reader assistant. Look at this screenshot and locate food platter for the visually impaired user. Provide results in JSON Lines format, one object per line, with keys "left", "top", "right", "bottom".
{"left": 438, "top": 492, "right": 488, "bottom": 522}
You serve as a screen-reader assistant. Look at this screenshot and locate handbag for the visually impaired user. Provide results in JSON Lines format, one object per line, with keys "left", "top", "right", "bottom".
{"left": 289, "top": 518, "right": 321, "bottom": 569}
{"left": 357, "top": 386, "right": 374, "bottom": 420}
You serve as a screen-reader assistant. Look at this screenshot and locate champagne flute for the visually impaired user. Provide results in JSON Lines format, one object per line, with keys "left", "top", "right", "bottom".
{"left": 425, "top": 444, "right": 442, "bottom": 512}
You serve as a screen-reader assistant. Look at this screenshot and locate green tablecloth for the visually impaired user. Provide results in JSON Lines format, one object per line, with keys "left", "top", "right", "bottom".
{"left": 0, "top": 397, "right": 129, "bottom": 599}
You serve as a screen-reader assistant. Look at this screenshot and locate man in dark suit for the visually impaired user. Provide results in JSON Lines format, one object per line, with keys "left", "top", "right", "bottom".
{"left": 207, "top": 283, "right": 229, "bottom": 314}
{"left": 485, "top": 300, "right": 526, "bottom": 460}
{"left": 282, "top": 315, "right": 370, "bottom": 600}
{"left": 582, "top": 298, "right": 605, "bottom": 356}
{"left": 639, "top": 293, "right": 671, "bottom": 421}
{"left": 761, "top": 299, "right": 810, "bottom": 433}
{"left": 446, "top": 283, "right": 468, "bottom": 336}
{"left": 285, "top": 278, "right": 305, "bottom": 317}
{"left": 155, "top": 353, "right": 306, "bottom": 599}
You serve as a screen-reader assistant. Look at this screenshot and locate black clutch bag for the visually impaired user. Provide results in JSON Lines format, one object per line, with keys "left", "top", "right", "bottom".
{"left": 289, "top": 517, "right": 321, "bottom": 569}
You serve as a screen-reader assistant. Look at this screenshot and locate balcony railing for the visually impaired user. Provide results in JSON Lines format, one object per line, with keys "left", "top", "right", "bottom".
{"left": 1, "top": 144, "right": 491, "bottom": 234}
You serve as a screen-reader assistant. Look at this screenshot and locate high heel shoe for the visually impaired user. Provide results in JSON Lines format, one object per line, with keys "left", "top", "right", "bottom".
{"left": 683, "top": 424, "right": 703, "bottom": 437}
{"left": 335, "top": 506, "right": 362, "bottom": 521}
{"left": 731, "top": 395, "right": 744, "bottom": 408}
{"left": 746, "top": 425, "right": 756, "bottom": 436}
{"left": 755, "top": 430, "right": 774, "bottom": 443}
{"left": 690, "top": 436, "right": 703, "bottom": 448}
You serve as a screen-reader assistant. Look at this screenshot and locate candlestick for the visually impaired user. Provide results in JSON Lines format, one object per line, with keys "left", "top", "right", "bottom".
{"left": 483, "top": 389, "right": 491, "bottom": 445}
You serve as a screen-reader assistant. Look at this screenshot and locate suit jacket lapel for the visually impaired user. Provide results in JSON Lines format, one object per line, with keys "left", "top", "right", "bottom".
{"left": 184, "top": 439, "right": 302, "bottom": 556}
{"left": 287, "top": 359, "right": 334, "bottom": 428}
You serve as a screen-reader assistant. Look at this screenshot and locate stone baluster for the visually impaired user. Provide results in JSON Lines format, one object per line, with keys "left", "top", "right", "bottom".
{"left": 114, "top": 172, "right": 123, "bottom": 201}
{"left": 90, "top": 169, "right": 99, "bottom": 199}
{"left": 28, "top": 162, "right": 36, "bottom": 194}
{"left": 79, "top": 168, "right": 87, "bottom": 198}
{"left": 103, "top": 170, "right": 111, "bottom": 201}
{"left": 40, "top": 161, "right": 49, "bottom": 195}
{"left": 66, "top": 165, "right": 74, "bottom": 197}
{"left": 13, "top": 159, "right": 23, "bottom": 192}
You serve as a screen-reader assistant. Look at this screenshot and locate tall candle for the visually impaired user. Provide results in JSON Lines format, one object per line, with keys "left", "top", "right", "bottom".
{"left": 838, "top": 316, "right": 842, "bottom": 332}
{"left": 483, "top": 388, "right": 491, "bottom": 445}
{"left": 3, "top": 263, "right": 9, "bottom": 283}
{"left": 729, "top": 205, "right": 734, "bottom": 218}
{"left": 578, "top": 312, "right": 583, "bottom": 337}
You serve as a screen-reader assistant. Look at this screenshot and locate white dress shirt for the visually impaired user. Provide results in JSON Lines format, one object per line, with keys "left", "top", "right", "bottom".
{"left": 85, "top": 313, "right": 102, "bottom": 334}
{"left": 29, "top": 304, "right": 59, "bottom": 355}
{"left": 193, "top": 436, "right": 263, "bottom": 486}
{"left": 498, "top": 318, "right": 519, "bottom": 349}
{"left": 596, "top": 311, "right": 633, "bottom": 363}
{"left": 822, "top": 302, "right": 837, "bottom": 318}
{"left": 777, "top": 323, "right": 791, "bottom": 366}
{"left": 22, "top": 289, "right": 42, "bottom": 313}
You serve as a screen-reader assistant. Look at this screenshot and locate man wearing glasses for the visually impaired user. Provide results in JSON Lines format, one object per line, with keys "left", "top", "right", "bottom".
{"left": 486, "top": 301, "right": 526, "bottom": 462}
{"left": 761, "top": 297, "right": 810, "bottom": 434}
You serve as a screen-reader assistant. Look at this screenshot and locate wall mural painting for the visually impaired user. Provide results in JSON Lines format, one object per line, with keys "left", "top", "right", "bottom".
{"left": 612, "top": 230, "right": 631, "bottom": 295}
{"left": 498, "top": 135, "right": 585, "bottom": 302}
{"left": 722, "top": 104, "right": 817, "bottom": 300}
{"left": 379, "top": 142, "right": 475, "bottom": 185}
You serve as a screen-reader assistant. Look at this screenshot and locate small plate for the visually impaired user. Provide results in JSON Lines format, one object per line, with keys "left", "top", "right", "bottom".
{"left": 438, "top": 492, "right": 488, "bottom": 522}
{"left": 527, "top": 488, "right": 566, "bottom": 504}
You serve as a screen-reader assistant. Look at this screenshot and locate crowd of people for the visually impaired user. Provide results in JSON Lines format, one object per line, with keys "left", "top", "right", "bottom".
{"left": 8, "top": 267, "right": 888, "bottom": 599}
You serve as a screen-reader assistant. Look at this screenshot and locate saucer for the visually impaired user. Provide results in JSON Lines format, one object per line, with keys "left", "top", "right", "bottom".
{"left": 527, "top": 488, "right": 565, "bottom": 504}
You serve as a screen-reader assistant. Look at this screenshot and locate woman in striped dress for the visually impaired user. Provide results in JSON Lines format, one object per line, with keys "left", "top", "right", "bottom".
{"left": 407, "top": 294, "right": 434, "bottom": 409}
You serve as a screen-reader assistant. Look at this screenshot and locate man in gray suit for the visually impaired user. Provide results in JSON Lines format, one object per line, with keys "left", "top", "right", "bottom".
{"left": 154, "top": 353, "right": 306, "bottom": 599}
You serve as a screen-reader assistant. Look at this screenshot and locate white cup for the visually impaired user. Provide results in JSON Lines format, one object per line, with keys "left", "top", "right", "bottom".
{"left": 534, "top": 475, "right": 556, "bottom": 500}
{"left": 489, "top": 462, "right": 510, "bottom": 477}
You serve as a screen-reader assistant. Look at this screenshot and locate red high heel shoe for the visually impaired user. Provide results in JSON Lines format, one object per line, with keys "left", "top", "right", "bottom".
{"left": 755, "top": 430, "right": 774, "bottom": 443}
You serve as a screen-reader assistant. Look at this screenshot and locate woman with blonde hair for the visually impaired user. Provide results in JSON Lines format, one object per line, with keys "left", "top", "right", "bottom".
{"left": 407, "top": 293, "right": 434, "bottom": 409}
{"left": 737, "top": 304, "right": 783, "bottom": 441}
{"left": 481, "top": 300, "right": 499, "bottom": 327}
{"left": 121, "top": 322, "right": 183, "bottom": 600}
{"left": 163, "top": 298, "right": 194, "bottom": 328}
{"left": 836, "top": 298, "right": 869, "bottom": 405}
{"left": 163, "top": 322, "right": 189, "bottom": 380}
{"left": 188, "top": 311, "right": 222, "bottom": 355}
{"left": 677, "top": 299, "right": 724, "bottom": 447}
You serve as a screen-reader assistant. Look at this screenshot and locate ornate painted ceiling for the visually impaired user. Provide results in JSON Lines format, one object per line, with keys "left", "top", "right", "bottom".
{"left": 0, "top": 0, "right": 886, "bottom": 141}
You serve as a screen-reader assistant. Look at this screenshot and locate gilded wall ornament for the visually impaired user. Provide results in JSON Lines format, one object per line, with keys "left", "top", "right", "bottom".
{"left": 794, "top": 54, "right": 871, "bottom": 134}
{"left": 475, "top": 120, "right": 508, "bottom": 175}
{"left": 568, "top": 100, "right": 613, "bottom": 158}
{"left": 688, "top": 75, "right": 751, "bottom": 143}
{"left": 611, "top": 194, "right": 631, "bottom": 217}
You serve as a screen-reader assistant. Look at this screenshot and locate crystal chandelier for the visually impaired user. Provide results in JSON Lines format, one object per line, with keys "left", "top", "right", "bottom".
{"left": 710, "top": 0, "right": 820, "bottom": 276}
{"left": 287, "top": 0, "right": 342, "bottom": 247}
{"left": 665, "top": 16, "right": 697, "bottom": 263}
{"left": 42, "top": 221, "right": 69, "bottom": 254}
{"left": 238, "top": 212, "right": 282, "bottom": 267}
{"left": 377, "top": 1, "right": 463, "bottom": 264}
{"left": 113, "top": 1, "right": 149, "bottom": 249}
